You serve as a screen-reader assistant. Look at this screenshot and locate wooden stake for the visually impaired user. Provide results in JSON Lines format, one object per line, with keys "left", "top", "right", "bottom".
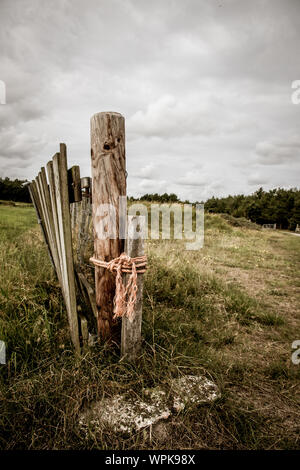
{"left": 91, "top": 112, "right": 126, "bottom": 340}
{"left": 121, "top": 215, "right": 145, "bottom": 361}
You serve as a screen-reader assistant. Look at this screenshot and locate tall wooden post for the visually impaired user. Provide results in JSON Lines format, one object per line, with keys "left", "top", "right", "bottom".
{"left": 91, "top": 112, "right": 126, "bottom": 340}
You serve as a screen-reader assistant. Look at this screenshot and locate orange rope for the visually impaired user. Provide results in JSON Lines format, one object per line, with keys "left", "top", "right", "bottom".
{"left": 89, "top": 253, "right": 147, "bottom": 322}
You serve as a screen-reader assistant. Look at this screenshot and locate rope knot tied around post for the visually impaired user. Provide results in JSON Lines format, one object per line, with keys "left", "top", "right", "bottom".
{"left": 89, "top": 253, "right": 147, "bottom": 322}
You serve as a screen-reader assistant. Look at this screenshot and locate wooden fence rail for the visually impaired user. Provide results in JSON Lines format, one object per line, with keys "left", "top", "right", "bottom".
{"left": 29, "top": 144, "right": 80, "bottom": 353}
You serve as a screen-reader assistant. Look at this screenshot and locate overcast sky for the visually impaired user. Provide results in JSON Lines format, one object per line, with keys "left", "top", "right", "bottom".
{"left": 0, "top": 0, "right": 299, "bottom": 201}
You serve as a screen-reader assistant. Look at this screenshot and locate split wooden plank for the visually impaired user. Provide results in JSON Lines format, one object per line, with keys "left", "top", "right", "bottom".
{"left": 70, "top": 203, "right": 74, "bottom": 230}
{"left": 35, "top": 173, "right": 51, "bottom": 245}
{"left": 77, "top": 271, "right": 98, "bottom": 320}
{"left": 35, "top": 171, "right": 61, "bottom": 281}
{"left": 30, "top": 180, "right": 44, "bottom": 225}
{"left": 71, "top": 201, "right": 78, "bottom": 232}
{"left": 78, "top": 198, "right": 91, "bottom": 265}
{"left": 121, "top": 215, "right": 145, "bottom": 361}
{"left": 80, "top": 316, "right": 89, "bottom": 350}
{"left": 46, "top": 158, "right": 64, "bottom": 291}
{"left": 81, "top": 197, "right": 92, "bottom": 263}
{"left": 28, "top": 183, "right": 55, "bottom": 270}
{"left": 29, "top": 181, "right": 49, "bottom": 250}
{"left": 52, "top": 144, "right": 80, "bottom": 353}
{"left": 41, "top": 168, "right": 63, "bottom": 286}
{"left": 91, "top": 111, "right": 127, "bottom": 340}
{"left": 76, "top": 200, "right": 84, "bottom": 265}
{"left": 41, "top": 166, "right": 63, "bottom": 281}
{"left": 78, "top": 177, "right": 92, "bottom": 264}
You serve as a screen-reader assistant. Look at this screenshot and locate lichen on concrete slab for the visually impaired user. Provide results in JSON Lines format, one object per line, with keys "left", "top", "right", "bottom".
{"left": 78, "top": 374, "right": 220, "bottom": 436}
{"left": 170, "top": 375, "right": 220, "bottom": 411}
{"left": 79, "top": 391, "right": 170, "bottom": 435}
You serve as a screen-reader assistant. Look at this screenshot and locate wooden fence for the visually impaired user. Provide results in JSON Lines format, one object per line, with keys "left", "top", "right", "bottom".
{"left": 29, "top": 112, "right": 144, "bottom": 360}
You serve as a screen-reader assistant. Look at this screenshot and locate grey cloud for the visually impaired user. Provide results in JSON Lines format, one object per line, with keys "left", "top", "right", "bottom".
{"left": 0, "top": 0, "right": 299, "bottom": 201}
{"left": 0, "top": 124, "right": 46, "bottom": 177}
{"left": 131, "top": 164, "right": 158, "bottom": 180}
{"left": 0, "top": 100, "right": 45, "bottom": 129}
{"left": 127, "top": 92, "right": 253, "bottom": 139}
{"left": 255, "top": 139, "right": 300, "bottom": 165}
{"left": 136, "top": 178, "right": 168, "bottom": 195}
{"left": 177, "top": 170, "right": 207, "bottom": 187}
{"left": 247, "top": 172, "right": 270, "bottom": 186}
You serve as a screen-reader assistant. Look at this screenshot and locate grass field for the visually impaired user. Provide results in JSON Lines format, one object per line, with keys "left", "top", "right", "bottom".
{"left": 0, "top": 204, "right": 299, "bottom": 450}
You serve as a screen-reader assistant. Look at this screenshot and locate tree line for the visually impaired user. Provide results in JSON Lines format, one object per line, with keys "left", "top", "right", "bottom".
{"left": 1, "top": 177, "right": 299, "bottom": 230}
{"left": 129, "top": 192, "right": 181, "bottom": 203}
{"left": 204, "top": 187, "right": 300, "bottom": 230}
{"left": 134, "top": 188, "right": 300, "bottom": 230}
{"left": 0, "top": 177, "right": 31, "bottom": 203}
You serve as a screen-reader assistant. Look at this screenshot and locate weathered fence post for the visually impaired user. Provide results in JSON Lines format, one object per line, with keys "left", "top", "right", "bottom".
{"left": 121, "top": 215, "right": 145, "bottom": 360}
{"left": 91, "top": 112, "right": 126, "bottom": 340}
{"left": 68, "top": 165, "right": 82, "bottom": 203}
{"left": 81, "top": 177, "right": 91, "bottom": 198}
